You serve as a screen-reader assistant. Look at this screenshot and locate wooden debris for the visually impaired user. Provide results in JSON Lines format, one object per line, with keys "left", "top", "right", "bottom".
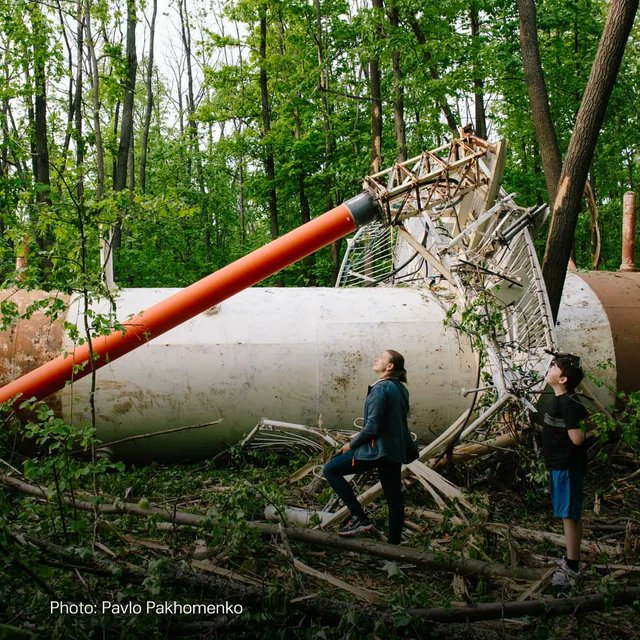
{"left": 516, "top": 567, "right": 554, "bottom": 601}
{"left": 406, "top": 586, "right": 640, "bottom": 622}
{"left": 191, "top": 560, "right": 262, "bottom": 586}
{"left": 292, "top": 558, "right": 384, "bottom": 605}
{"left": 487, "top": 523, "right": 621, "bottom": 558}
{"left": 1, "top": 473, "right": 542, "bottom": 581}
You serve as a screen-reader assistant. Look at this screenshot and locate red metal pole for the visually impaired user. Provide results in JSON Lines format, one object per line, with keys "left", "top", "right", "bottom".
{"left": 0, "top": 193, "right": 379, "bottom": 406}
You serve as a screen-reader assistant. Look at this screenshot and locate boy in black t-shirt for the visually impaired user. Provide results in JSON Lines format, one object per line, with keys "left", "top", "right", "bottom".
{"left": 542, "top": 353, "right": 588, "bottom": 588}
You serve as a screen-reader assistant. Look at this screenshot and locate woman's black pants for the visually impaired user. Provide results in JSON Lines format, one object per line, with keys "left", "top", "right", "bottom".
{"left": 323, "top": 452, "right": 404, "bottom": 544}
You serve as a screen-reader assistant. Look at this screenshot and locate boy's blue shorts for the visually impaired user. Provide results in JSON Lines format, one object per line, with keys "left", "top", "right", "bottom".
{"left": 549, "top": 468, "right": 584, "bottom": 520}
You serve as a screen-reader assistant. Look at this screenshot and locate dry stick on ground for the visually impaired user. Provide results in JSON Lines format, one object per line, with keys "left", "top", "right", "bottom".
{"left": 10, "top": 529, "right": 640, "bottom": 628}
{"left": 406, "top": 586, "right": 640, "bottom": 622}
{"left": 10, "top": 531, "right": 505, "bottom": 640}
{"left": 71, "top": 418, "right": 224, "bottom": 454}
{"left": 487, "top": 523, "right": 621, "bottom": 558}
{"left": 2, "top": 473, "right": 542, "bottom": 581}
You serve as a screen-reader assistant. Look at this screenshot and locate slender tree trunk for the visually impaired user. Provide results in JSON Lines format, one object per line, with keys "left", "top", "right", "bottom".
{"left": 112, "top": 100, "right": 120, "bottom": 185}
{"left": 294, "top": 106, "right": 315, "bottom": 285}
{"left": 74, "top": 0, "right": 85, "bottom": 202}
{"left": 237, "top": 155, "right": 246, "bottom": 247}
{"left": 389, "top": 1, "right": 406, "bottom": 162}
{"left": 470, "top": 2, "right": 487, "bottom": 140}
{"left": 85, "top": 3, "right": 104, "bottom": 200}
{"left": 178, "top": 0, "right": 194, "bottom": 179}
{"left": 114, "top": 0, "right": 137, "bottom": 193}
{"left": 0, "top": 99, "right": 7, "bottom": 180}
{"left": 178, "top": 0, "right": 210, "bottom": 262}
{"left": 2, "top": 58, "right": 27, "bottom": 185}
{"left": 29, "top": 1, "right": 51, "bottom": 206}
{"left": 22, "top": 62, "right": 38, "bottom": 184}
{"left": 112, "top": 0, "right": 137, "bottom": 252}
{"left": 139, "top": 0, "right": 158, "bottom": 193}
{"left": 259, "top": 8, "right": 283, "bottom": 285}
{"left": 369, "top": 0, "right": 383, "bottom": 174}
{"left": 517, "top": 0, "right": 562, "bottom": 206}
{"left": 542, "top": 0, "right": 639, "bottom": 320}
{"left": 314, "top": 0, "right": 341, "bottom": 283}
{"left": 128, "top": 135, "right": 135, "bottom": 197}
{"left": 57, "top": 0, "right": 76, "bottom": 168}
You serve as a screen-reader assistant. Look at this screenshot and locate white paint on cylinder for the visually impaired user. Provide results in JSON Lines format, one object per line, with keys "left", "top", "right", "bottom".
{"left": 60, "top": 287, "right": 477, "bottom": 460}
{"left": 56, "top": 273, "right": 622, "bottom": 461}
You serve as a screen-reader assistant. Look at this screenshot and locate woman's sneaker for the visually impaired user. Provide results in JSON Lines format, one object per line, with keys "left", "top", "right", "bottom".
{"left": 551, "top": 558, "right": 579, "bottom": 588}
{"left": 338, "top": 514, "right": 374, "bottom": 536}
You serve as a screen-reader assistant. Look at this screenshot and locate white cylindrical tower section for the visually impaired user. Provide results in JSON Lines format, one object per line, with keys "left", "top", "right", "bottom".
{"left": 61, "top": 287, "right": 478, "bottom": 460}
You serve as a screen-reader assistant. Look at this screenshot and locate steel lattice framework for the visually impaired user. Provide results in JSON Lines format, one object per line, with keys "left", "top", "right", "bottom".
{"left": 336, "top": 132, "right": 556, "bottom": 477}
{"left": 252, "top": 133, "right": 560, "bottom": 529}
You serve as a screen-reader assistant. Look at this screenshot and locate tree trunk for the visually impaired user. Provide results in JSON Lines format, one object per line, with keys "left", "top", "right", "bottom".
{"left": 85, "top": 3, "right": 104, "bottom": 200}
{"left": 542, "top": 0, "right": 639, "bottom": 320}
{"left": 470, "top": 2, "right": 487, "bottom": 140}
{"left": 294, "top": 106, "right": 315, "bottom": 285}
{"left": 369, "top": 0, "right": 383, "bottom": 174}
{"left": 29, "top": 1, "right": 51, "bottom": 206}
{"left": 178, "top": 0, "right": 195, "bottom": 179}
{"left": 128, "top": 135, "right": 135, "bottom": 197}
{"left": 314, "top": 0, "right": 341, "bottom": 283}
{"left": 4, "top": 73, "right": 28, "bottom": 181}
{"left": 139, "top": 0, "right": 158, "bottom": 194}
{"left": 74, "top": 0, "right": 85, "bottom": 202}
{"left": 178, "top": 0, "right": 210, "bottom": 262}
{"left": 389, "top": 1, "right": 406, "bottom": 162}
{"left": 259, "top": 9, "right": 283, "bottom": 285}
{"left": 112, "top": 0, "right": 137, "bottom": 252}
{"left": 517, "top": 0, "right": 562, "bottom": 206}
{"left": 237, "top": 155, "right": 246, "bottom": 247}
{"left": 57, "top": 0, "right": 76, "bottom": 169}
{"left": 114, "top": 0, "right": 137, "bottom": 193}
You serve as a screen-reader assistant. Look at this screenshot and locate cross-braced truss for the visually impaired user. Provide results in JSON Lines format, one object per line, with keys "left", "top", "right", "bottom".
{"left": 256, "top": 133, "right": 559, "bottom": 529}
{"left": 338, "top": 132, "right": 556, "bottom": 472}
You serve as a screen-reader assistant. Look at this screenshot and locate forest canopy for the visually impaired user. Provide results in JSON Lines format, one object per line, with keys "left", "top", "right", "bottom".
{"left": 0, "top": 0, "right": 638, "bottom": 294}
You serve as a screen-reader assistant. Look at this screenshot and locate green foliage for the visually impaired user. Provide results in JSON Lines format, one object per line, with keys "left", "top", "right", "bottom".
{"left": 592, "top": 390, "right": 640, "bottom": 453}
{"left": 0, "top": 0, "right": 637, "bottom": 288}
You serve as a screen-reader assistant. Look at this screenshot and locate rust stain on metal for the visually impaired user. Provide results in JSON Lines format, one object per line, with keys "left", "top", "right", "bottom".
{"left": 329, "top": 351, "right": 363, "bottom": 400}
{"left": 0, "top": 290, "right": 69, "bottom": 415}
{"left": 577, "top": 272, "right": 640, "bottom": 401}
{"left": 0, "top": 290, "right": 69, "bottom": 386}
{"left": 621, "top": 191, "right": 637, "bottom": 272}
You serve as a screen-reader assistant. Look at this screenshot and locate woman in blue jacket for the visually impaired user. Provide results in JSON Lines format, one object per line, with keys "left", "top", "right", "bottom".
{"left": 323, "top": 349, "right": 412, "bottom": 544}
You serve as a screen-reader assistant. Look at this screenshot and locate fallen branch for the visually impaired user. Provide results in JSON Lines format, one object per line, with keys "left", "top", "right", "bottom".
{"left": 7, "top": 531, "right": 534, "bottom": 639}
{"left": 406, "top": 586, "right": 640, "bottom": 622}
{"left": 72, "top": 419, "right": 224, "bottom": 453}
{"left": 487, "top": 523, "right": 621, "bottom": 558}
{"left": 2, "top": 473, "right": 542, "bottom": 581}
{"left": 292, "top": 558, "right": 384, "bottom": 605}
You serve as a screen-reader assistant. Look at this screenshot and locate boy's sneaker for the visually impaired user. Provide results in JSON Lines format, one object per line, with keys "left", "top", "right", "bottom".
{"left": 551, "top": 558, "right": 579, "bottom": 588}
{"left": 338, "top": 514, "right": 374, "bottom": 536}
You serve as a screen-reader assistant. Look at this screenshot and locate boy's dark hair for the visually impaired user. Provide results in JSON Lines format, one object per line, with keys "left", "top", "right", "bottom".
{"left": 553, "top": 353, "right": 584, "bottom": 391}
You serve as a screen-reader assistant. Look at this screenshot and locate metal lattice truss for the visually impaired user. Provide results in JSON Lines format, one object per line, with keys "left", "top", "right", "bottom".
{"left": 339, "top": 132, "right": 557, "bottom": 454}
{"left": 255, "top": 134, "right": 560, "bottom": 530}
